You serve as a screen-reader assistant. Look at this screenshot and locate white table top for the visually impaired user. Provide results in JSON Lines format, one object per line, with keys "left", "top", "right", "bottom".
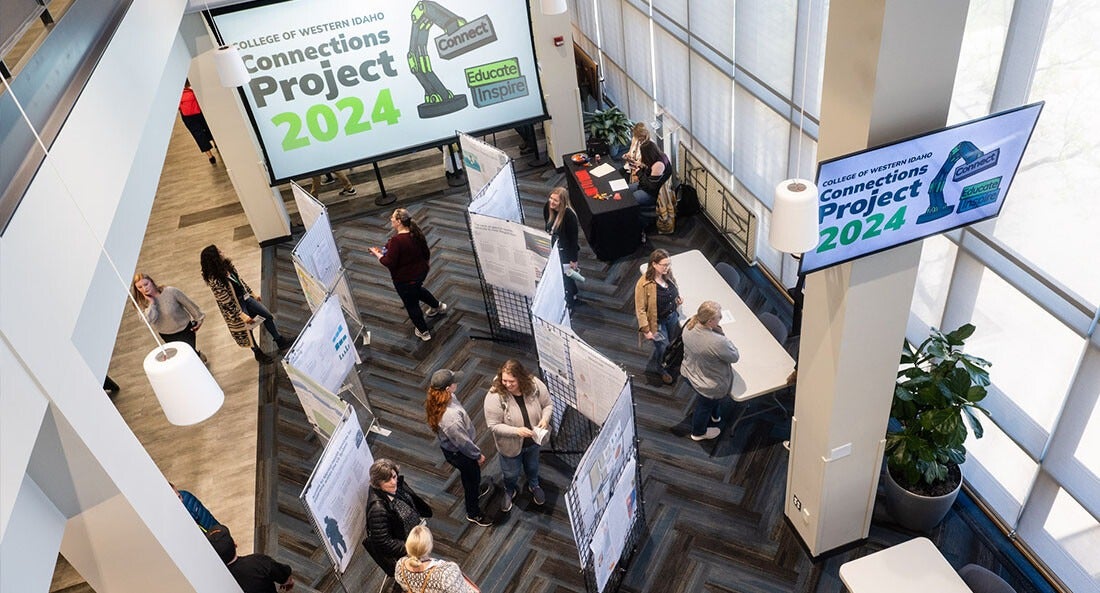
{"left": 839, "top": 537, "right": 972, "bottom": 593}
{"left": 641, "top": 250, "right": 796, "bottom": 400}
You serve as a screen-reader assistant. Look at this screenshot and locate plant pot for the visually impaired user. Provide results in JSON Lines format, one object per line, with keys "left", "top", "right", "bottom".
{"left": 883, "top": 465, "right": 962, "bottom": 532}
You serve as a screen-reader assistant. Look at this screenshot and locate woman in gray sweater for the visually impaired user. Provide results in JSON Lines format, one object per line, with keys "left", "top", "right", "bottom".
{"left": 132, "top": 272, "right": 206, "bottom": 362}
{"left": 681, "top": 301, "right": 740, "bottom": 441}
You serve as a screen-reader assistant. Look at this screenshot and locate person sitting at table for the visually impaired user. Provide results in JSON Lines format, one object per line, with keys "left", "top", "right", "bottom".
{"left": 622, "top": 122, "right": 650, "bottom": 173}
{"left": 634, "top": 248, "right": 682, "bottom": 385}
{"left": 543, "top": 186, "right": 583, "bottom": 309}
{"left": 630, "top": 140, "right": 671, "bottom": 209}
{"left": 682, "top": 300, "right": 740, "bottom": 441}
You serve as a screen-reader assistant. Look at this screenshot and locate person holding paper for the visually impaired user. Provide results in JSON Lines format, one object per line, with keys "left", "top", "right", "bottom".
{"left": 364, "top": 459, "right": 434, "bottom": 579}
{"left": 622, "top": 122, "right": 651, "bottom": 173}
{"left": 200, "top": 244, "right": 294, "bottom": 364}
{"left": 425, "top": 369, "right": 492, "bottom": 527}
{"left": 634, "top": 248, "right": 683, "bottom": 385}
{"left": 542, "top": 186, "right": 583, "bottom": 309}
{"left": 132, "top": 272, "right": 207, "bottom": 363}
{"left": 395, "top": 525, "right": 480, "bottom": 593}
{"left": 682, "top": 301, "right": 740, "bottom": 441}
{"left": 484, "top": 360, "right": 552, "bottom": 510}
{"left": 370, "top": 208, "right": 446, "bottom": 342}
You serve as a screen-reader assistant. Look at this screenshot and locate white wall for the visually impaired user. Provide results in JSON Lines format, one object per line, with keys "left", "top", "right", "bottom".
{"left": 0, "top": 1, "right": 244, "bottom": 590}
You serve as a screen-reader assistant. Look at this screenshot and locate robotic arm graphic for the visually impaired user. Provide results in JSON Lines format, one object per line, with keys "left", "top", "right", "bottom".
{"left": 408, "top": 1, "right": 469, "bottom": 118}
{"left": 917, "top": 140, "right": 985, "bottom": 224}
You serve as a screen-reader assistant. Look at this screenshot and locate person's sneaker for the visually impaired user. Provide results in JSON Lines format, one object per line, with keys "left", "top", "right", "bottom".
{"left": 478, "top": 482, "right": 494, "bottom": 500}
{"left": 710, "top": 414, "right": 721, "bottom": 423}
{"left": 501, "top": 490, "right": 513, "bottom": 512}
{"left": 276, "top": 336, "right": 295, "bottom": 351}
{"left": 321, "top": 174, "right": 336, "bottom": 185}
{"left": 426, "top": 302, "right": 448, "bottom": 318}
{"left": 466, "top": 514, "right": 493, "bottom": 527}
{"left": 690, "top": 427, "right": 721, "bottom": 441}
{"left": 414, "top": 328, "right": 432, "bottom": 341}
{"left": 339, "top": 186, "right": 356, "bottom": 196}
{"left": 529, "top": 484, "right": 546, "bottom": 506}
{"left": 198, "top": 351, "right": 209, "bottom": 365}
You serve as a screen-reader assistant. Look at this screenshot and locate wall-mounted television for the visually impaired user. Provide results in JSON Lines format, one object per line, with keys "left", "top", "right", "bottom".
{"left": 210, "top": 0, "right": 548, "bottom": 184}
{"left": 800, "top": 102, "right": 1043, "bottom": 275}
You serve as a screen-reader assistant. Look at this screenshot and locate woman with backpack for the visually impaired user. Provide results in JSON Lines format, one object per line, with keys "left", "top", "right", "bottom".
{"left": 371, "top": 208, "right": 446, "bottom": 341}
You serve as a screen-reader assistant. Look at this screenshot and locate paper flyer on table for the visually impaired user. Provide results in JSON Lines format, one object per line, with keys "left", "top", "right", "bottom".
{"left": 589, "top": 163, "right": 616, "bottom": 177}
{"left": 609, "top": 179, "right": 629, "bottom": 191}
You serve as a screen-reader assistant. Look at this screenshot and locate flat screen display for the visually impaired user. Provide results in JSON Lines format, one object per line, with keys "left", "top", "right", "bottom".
{"left": 800, "top": 102, "right": 1043, "bottom": 275}
{"left": 211, "top": 0, "right": 547, "bottom": 184}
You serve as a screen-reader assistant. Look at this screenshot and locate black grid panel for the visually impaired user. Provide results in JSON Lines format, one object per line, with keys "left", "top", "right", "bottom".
{"left": 463, "top": 210, "right": 535, "bottom": 342}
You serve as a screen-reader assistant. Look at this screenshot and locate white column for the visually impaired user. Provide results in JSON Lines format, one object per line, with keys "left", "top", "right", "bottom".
{"left": 529, "top": 0, "right": 586, "bottom": 166}
{"left": 784, "top": 0, "right": 970, "bottom": 556}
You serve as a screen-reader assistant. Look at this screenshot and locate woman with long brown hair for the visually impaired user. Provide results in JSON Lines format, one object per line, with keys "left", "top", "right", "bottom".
{"left": 634, "top": 248, "right": 683, "bottom": 384}
{"left": 200, "top": 244, "right": 293, "bottom": 363}
{"left": 425, "top": 369, "right": 492, "bottom": 526}
{"left": 543, "top": 186, "right": 582, "bottom": 308}
{"left": 370, "top": 208, "right": 445, "bottom": 341}
{"left": 484, "top": 359, "right": 552, "bottom": 511}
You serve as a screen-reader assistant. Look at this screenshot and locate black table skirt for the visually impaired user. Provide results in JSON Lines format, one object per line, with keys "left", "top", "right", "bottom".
{"left": 562, "top": 152, "right": 641, "bottom": 261}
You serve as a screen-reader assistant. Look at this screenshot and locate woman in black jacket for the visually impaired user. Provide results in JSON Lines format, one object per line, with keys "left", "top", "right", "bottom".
{"left": 363, "top": 459, "right": 433, "bottom": 578}
{"left": 543, "top": 186, "right": 583, "bottom": 309}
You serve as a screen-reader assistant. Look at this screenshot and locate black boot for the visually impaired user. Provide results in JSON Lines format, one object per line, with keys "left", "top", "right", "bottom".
{"left": 253, "top": 347, "right": 273, "bottom": 364}
{"left": 276, "top": 335, "right": 295, "bottom": 352}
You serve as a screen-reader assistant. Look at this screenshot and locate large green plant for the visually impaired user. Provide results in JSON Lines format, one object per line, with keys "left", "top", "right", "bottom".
{"left": 583, "top": 106, "right": 633, "bottom": 148}
{"left": 886, "top": 323, "right": 992, "bottom": 492}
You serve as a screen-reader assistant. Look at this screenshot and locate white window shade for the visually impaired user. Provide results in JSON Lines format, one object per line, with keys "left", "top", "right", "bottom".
{"left": 794, "top": 0, "right": 829, "bottom": 121}
{"left": 689, "top": 0, "right": 735, "bottom": 62}
{"left": 598, "top": 0, "right": 625, "bottom": 68}
{"left": 621, "top": 1, "right": 654, "bottom": 94}
{"left": 736, "top": 0, "right": 797, "bottom": 99}
{"left": 626, "top": 80, "right": 655, "bottom": 130}
{"left": 603, "top": 59, "right": 628, "bottom": 109}
{"left": 573, "top": 0, "right": 599, "bottom": 45}
{"left": 733, "top": 84, "right": 788, "bottom": 208}
{"left": 689, "top": 52, "right": 733, "bottom": 167}
{"left": 653, "top": 26, "right": 691, "bottom": 127}
{"left": 652, "top": 0, "right": 687, "bottom": 26}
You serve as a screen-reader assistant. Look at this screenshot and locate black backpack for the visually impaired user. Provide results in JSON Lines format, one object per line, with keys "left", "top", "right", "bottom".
{"left": 677, "top": 184, "right": 700, "bottom": 218}
{"left": 661, "top": 333, "right": 685, "bottom": 372}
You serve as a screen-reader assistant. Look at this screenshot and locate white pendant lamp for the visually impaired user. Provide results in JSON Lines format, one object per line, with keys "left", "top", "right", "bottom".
{"left": 144, "top": 343, "right": 225, "bottom": 426}
{"left": 541, "top": 0, "right": 567, "bottom": 16}
{"left": 214, "top": 45, "right": 251, "bottom": 87}
{"left": 770, "top": 179, "right": 820, "bottom": 254}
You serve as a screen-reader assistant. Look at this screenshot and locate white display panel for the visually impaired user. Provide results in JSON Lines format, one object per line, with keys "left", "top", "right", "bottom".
{"left": 212, "top": 0, "right": 547, "bottom": 183}
{"left": 802, "top": 102, "right": 1042, "bottom": 274}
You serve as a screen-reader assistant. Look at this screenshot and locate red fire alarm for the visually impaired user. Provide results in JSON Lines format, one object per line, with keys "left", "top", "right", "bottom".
{"left": 554, "top": 36, "right": 565, "bottom": 47}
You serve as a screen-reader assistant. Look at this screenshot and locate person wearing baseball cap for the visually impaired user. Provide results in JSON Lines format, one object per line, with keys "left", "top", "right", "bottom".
{"left": 425, "top": 368, "right": 493, "bottom": 527}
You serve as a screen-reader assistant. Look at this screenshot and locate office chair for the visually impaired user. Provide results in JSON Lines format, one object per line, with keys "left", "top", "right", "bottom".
{"left": 715, "top": 262, "right": 745, "bottom": 294}
{"left": 758, "top": 312, "right": 789, "bottom": 344}
{"left": 958, "top": 564, "right": 1017, "bottom": 593}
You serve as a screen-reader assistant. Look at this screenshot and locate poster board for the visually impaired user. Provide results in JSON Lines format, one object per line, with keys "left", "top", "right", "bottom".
{"left": 301, "top": 408, "right": 374, "bottom": 573}
{"left": 210, "top": 0, "right": 548, "bottom": 183}
{"left": 284, "top": 294, "right": 356, "bottom": 394}
{"left": 469, "top": 213, "right": 549, "bottom": 298}
{"left": 468, "top": 161, "right": 521, "bottom": 221}
{"left": 284, "top": 363, "right": 348, "bottom": 439}
{"left": 530, "top": 243, "right": 569, "bottom": 328}
{"left": 291, "top": 210, "right": 358, "bottom": 318}
{"left": 458, "top": 130, "right": 510, "bottom": 197}
{"left": 291, "top": 181, "right": 325, "bottom": 229}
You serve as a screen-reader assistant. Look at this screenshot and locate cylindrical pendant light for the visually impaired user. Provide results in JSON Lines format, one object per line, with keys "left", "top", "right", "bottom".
{"left": 541, "top": 0, "right": 568, "bottom": 16}
{"left": 144, "top": 343, "right": 225, "bottom": 426}
{"left": 214, "top": 45, "right": 251, "bottom": 87}
{"left": 770, "top": 179, "right": 820, "bottom": 255}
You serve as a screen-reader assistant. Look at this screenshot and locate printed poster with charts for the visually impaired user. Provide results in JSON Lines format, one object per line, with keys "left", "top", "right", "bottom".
{"left": 284, "top": 294, "right": 356, "bottom": 394}
{"left": 469, "top": 213, "right": 549, "bottom": 297}
{"left": 458, "top": 130, "right": 510, "bottom": 197}
{"left": 301, "top": 408, "right": 374, "bottom": 573}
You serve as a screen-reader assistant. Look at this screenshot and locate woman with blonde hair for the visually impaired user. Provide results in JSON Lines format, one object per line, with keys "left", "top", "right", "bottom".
{"left": 623, "top": 121, "right": 650, "bottom": 172}
{"left": 425, "top": 369, "right": 492, "bottom": 527}
{"left": 132, "top": 272, "right": 207, "bottom": 362}
{"left": 681, "top": 300, "right": 740, "bottom": 441}
{"left": 371, "top": 208, "right": 445, "bottom": 341}
{"left": 484, "top": 359, "right": 552, "bottom": 511}
{"left": 634, "top": 248, "right": 682, "bottom": 384}
{"left": 543, "top": 186, "right": 582, "bottom": 308}
{"left": 394, "top": 525, "right": 479, "bottom": 593}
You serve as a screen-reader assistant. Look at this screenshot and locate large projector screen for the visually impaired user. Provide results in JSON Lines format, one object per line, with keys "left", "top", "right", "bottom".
{"left": 210, "top": 0, "right": 547, "bottom": 184}
{"left": 801, "top": 102, "right": 1042, "bottom": 275}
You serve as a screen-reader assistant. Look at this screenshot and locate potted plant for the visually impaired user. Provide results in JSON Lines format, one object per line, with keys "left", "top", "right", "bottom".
{"left": 583, "top": 106, "right": 633, "bottom": 155}
{"left": 883, "top": 323, "right": 991, "bottom": 531}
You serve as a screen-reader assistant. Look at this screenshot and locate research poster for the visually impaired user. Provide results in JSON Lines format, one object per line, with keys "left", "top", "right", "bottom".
{"left": 590, "top": 456, "right": 638, "bottom": 592}
{"left": 284, "top": 294, "right": 356, "bottom": 394}
{"left": 284, "top": 364, "right": 347, "bottom": 439}
{"left": 291, "top": 181, "right": 326, "bottom": 229}
{"left": 569, "top": 383, "right": 635, "bottom": 547}
{"left": 802, "top": 102, "right": 1042, "bottom": 274}
{"left": 468, "top": 161, "right": 521, "bottom": 222}
{"left": 469, "top": 213, "right": 549, "bottom": 297}
{"left": 293, "top": 210, "right": 342, "bottom": 288}
{"left": 458, "top": 130, "right": 510, "bottom": 197}
{"left": 570, "top": 338, "right": 627, "bottom": 425}
{"left": 211, "top": 0, "right": 547, "bottom": 183}
{"left": 301, "top": 408, "right": 374, "bottom": 573}
{"left": 530, "top": 244, "right": 569, "bottom": 328}
{"left": 293, "top": 259, "right": 330, "bottom": 312}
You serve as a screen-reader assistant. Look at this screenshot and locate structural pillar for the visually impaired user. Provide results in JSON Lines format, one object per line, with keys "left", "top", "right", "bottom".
{"left": 784, "top": 0, "right": 970, "bottom": 556}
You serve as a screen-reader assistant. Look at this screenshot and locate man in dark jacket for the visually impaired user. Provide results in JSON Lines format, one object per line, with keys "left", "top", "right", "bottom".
{"left": 207, "top": 524, "right": 294, "bottom": 593}
{"left": 362, "top": 458, "right": 433, "bottom": 577}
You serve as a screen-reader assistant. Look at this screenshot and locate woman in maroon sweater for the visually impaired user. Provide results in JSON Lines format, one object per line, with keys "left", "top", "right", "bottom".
{"left": 370, "top": 208, "right": 446, "bottom": 341}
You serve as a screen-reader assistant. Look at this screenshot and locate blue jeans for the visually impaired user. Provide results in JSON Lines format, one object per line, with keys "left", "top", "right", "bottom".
{"left": 649, "top": 312, "right": 681, "bottom": 373}
{"left": 500, "top": 443, "right": 540, "bottom": 495}
{"left": 241, "top": 296, "right": 283, "bottom": 342}
{"left": 691, "top": 391, "right": 723, "bottom": 437}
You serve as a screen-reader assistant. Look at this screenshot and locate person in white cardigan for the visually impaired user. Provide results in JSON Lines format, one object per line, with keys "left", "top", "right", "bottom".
{"left": 484, "top": 359, "right": 552, "bottom": 511}
{"left": 681, "top": 301, "right": 740, "bottom": 441}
